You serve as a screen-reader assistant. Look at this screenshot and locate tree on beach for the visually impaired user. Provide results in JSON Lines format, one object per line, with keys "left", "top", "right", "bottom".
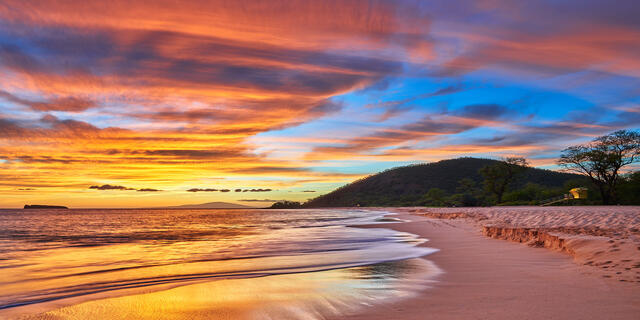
{"left": 479, "top": 157, "right": 529, "bottom": 204}
{"left": 558, "top": 130, "right": 640, "bottom": 205}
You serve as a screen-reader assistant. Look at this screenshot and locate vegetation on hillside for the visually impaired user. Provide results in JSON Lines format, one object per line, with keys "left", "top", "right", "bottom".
{"left": 480, "top": 157, "right": 529, "bottom": 203}
{"left": 271, "top": 130, "right": 640, "bottom": 208}
{"left": 269, "top": 200, "right": 303, "bottom": 209}
{"left": 302, "top": 157, "right": 585, "bottom": 207}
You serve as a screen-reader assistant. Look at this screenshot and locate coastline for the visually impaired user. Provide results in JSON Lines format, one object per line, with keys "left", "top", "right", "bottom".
{"left": 3, "top": 207, "right": 638, "bottom": 319}
{"left": 340, "top": 210, "right": 640, "bottom": 320}
{"left": 0, "top": 208, "right": 439, "bottom": 320}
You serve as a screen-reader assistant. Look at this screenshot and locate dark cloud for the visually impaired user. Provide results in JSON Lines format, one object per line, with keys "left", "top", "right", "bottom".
{"left": 466, "top": 106, "right": 640, "bottom": 148}
{"left": 0, "top": 44, "right": 45, "bottom": 74}
{"left": 89, "top": 184, "right": 160, "bottom": 191}
{"left": 31, "top": 97, "right": 96, "bottom": 112}
{"left": 186, "top": 187, "right": 272, "bottom": 192}
{"left": 302, "top": 190, "right": 316, "bottom": 192}
{"left": 456, "top": 104, "right": 510, "bottom": 120}
{"left": 89, "top": 184, "right": 135, "bottom": 190}
{"left": 248, "top": 188, "right": 272, "bottom": 192}
{"left": 430, "top": 1, "right": 640, "bottom": 79}
{"left": 307, "top": 104, "right": 514, "bottom": 158}
{"left": 0, "top": 2, "right": 417, "bottom": 143}
{"left": 0, "top": 118, "right": 30, "bottom": 138}
{"left": 137, "top": 149, "right": 246, "bottom": 159}
{"left": 187, "top": 188, "right": 218, "bottom": 192}
{"left": 428, "top": 85, "right": 464, "bottom": 97}
{"left": 0, "top": 114, "right": 123, "bottom": 140}
{"left": 368, "top": 85, "right": 465, "bottom": 122}
{"left": 239, "top": 199, "right": 282, "bottom": 202}
{"left": 0, "top": 90, "right": 96, "bottom": 112}
{"left": 4, "top": 155, "right": 77, "bottom": 164}
{"left": 319, "top": 116, "right": 475, "bottom": 151}
{"left": 230, "top": 166, "right": 310, "bottom": 174}
{"left": 0, "top": 25, "right": 404, "bottom": 97}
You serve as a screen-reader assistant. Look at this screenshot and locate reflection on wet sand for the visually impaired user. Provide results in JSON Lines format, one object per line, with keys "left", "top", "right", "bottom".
{"left": 16, "top": 258, "right": 439, "bottom": 320}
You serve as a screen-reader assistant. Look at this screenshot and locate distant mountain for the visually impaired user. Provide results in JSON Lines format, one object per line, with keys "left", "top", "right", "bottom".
{"left": 305, "top": 158, "right": 583, "bottom": 207}
{"left": 163, "top": 202, "right": 256, "bottom": 209}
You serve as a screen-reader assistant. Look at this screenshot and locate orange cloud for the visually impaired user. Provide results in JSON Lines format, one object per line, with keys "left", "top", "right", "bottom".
{"left": 436, "top": 26, "right": 640, "bottom": 78}
{"left": 0, "top": 0, "right": 638, "bottom": 207}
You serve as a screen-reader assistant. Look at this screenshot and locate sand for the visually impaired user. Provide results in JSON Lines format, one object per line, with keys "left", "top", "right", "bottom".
{"left": 411, "top": 206, "right": 640, "bottom": 282}
{"left": 337, "top": 207, "right": 640, "bottom": 320}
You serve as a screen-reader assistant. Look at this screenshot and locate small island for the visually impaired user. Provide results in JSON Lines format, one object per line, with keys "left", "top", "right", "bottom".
{"left": 24, "top": 205, "right": 69, "bottom": 209}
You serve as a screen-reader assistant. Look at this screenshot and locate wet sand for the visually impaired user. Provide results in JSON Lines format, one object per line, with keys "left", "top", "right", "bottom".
{"left": 341, "top": 212, "right": 640, "bottom": 320}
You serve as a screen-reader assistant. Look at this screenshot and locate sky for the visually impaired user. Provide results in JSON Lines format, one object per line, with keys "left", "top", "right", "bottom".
{"left": 0, "top": 0, "right": 639, "bottom": 208}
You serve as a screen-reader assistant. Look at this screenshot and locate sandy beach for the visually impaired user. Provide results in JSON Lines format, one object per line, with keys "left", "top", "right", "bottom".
{"left": 2, "top": 207, "right": 639, "bottom": 319}
{"left": 339, "top": 207, "right": 640, "bottom": 320}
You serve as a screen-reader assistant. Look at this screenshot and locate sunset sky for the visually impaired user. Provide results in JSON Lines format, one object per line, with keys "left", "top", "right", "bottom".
{"left": 1, "top": 0, "right": 639, "bottom": 208}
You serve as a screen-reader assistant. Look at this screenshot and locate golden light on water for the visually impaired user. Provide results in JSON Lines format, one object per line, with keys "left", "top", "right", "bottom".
{"left": 12, "top": 259, "right": 438, "bottom": 320}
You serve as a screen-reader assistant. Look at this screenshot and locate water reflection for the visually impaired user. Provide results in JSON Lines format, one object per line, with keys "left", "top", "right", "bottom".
{"left": 0, "top": 209, "right": 438, "bottom": 319}
{"left": 14, "top": 258, "right": 440, "bottom": 320}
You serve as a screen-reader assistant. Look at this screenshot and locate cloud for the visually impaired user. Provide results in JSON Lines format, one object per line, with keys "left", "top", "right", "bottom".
{"left": 430, "top": 1, "right": 640, "bottom": 78}
{"left": 187, "top": 188, "right": 218, "bottom": 192}
{"left": 0, "top": 1, "right": 432, "bottom": 196}
{"left": 0, "top": 0, "right": 639, "bottom": 207}
{"left": 307, "top": 104, "right": 512, "bottom": 159}
{"left": 186, "top": 187, "right": 272, "bottom": 192}
{"left": 0, "top": 90, "right": 96, "bottom": 112}
{"left": 89, "top": 184, "right": 135, "bottom": 190}
{"left": 239, "top": 199, "right": 282, "bottom": 202}
{"left": 230, "top": 166, "right": 310, "bottom": 175}
{"left": 0, "top": 1, "right": 421, "bottom": 136}
{"left": 0, "top": 114, "right": 124, "bottom": 140}
{"left": 137, "top": 149, "right": 247, "bottom": 159}
{"left": 368, "top": 85, "right": 466, "bottom": 121}
{"left": 302, "top": 190, "right": 316, "bottom": 192}
{"left": 456, "top": 104, "right": 510, "bottom": 120}
{"left": 89, "top": 184, "right": 161, "bottom": 191}
{"left": 302, "top": 102, "right": 640, "bottom": 163}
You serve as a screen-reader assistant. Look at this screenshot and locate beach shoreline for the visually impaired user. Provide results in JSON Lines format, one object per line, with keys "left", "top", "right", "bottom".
{"left": 339, "top": 208, "right": 640, "bottom": 320}
{"left": 2, "top": 207, "right": 639, "bottom": 319}
{"left": 0, "top": 208, "right": 439, "bottom": 320}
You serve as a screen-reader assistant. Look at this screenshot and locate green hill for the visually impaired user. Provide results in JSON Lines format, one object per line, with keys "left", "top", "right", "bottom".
{"left": 305, "top": 158, "right": 583, "bottom": 207}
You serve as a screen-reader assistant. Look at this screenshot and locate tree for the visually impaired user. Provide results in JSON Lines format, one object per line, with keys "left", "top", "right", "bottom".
{"left": 423, "top": 187, "right": 446, "bottom": 206}
{"left": 479, "top": 157, "right": 529, "bottom": 204}
{"left": 269, "top": 201, "right": 302, "bottom": 209}
{"left": 558, "top": 130, "right": 640, "bottom": 204}
{"left": 456, "top": 178, "right": 478, "bottom": 194}
{"left": 617, "top": 171, "right": 640, "bottom": 205}
{"left": 452, "top": 178, "right": 483, "bottom": 206}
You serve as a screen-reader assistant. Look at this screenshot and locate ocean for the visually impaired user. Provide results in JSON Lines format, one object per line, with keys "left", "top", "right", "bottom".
{"left": 0, "top": 208, "right": 438, "bottom": 319}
